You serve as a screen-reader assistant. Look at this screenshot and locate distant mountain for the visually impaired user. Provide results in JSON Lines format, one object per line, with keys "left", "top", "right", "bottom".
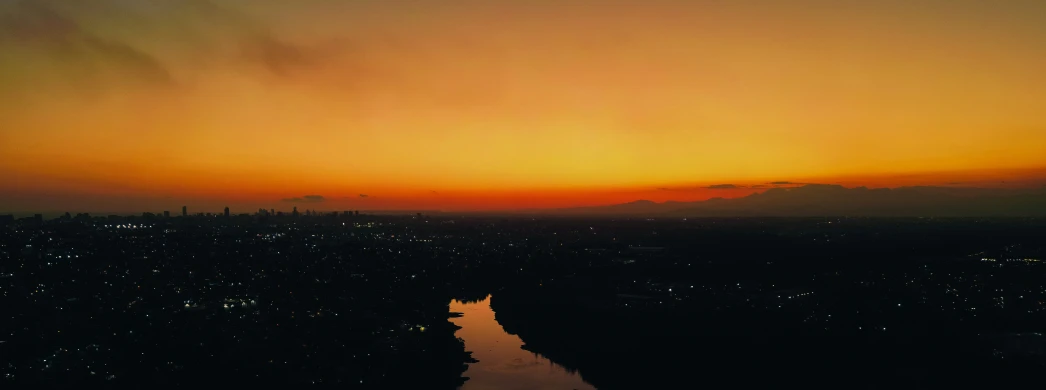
{"left": 555, "top": 185, "right": 1046, "bottom": 217}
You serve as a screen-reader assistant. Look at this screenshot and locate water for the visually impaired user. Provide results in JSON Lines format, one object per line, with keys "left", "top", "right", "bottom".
{"left": 451, "top": 295, "right": 595, "bottom": 390}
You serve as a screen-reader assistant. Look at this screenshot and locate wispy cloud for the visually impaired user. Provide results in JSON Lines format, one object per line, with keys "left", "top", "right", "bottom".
{"left": 766, "top": 181, "right": 819, "bottom": 187}
{"left": 657, "top": 184, "right": 752, "bottom": 191}
{"left": 281, "top": 195, "right": 325, "bottom": 203}
{"left": 0, "top": 1, "right": 175, "bottom": 89}
{"left": 706, "top": 184, "right": 742, "bottom": 189}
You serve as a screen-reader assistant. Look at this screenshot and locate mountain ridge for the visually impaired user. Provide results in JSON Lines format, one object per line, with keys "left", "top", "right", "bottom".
{"left": 553, "top": 185, "right": 1046, "bottom": 217}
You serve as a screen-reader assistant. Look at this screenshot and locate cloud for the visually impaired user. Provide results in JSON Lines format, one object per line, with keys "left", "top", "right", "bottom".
{"left": 180, "top": 0, "right": 367, "bottom": 81}
{"left": 281, "top": 195, "right": 325, "bottom": 203}
{"left": 238, "top": 32, "right": 342, "bottom": 78}
{"left": 0, "top": 1, "right": 174, "bottom": 88}
{"left": 0, "top": 0, "right": 346, "bottom": 97}
{"left": 359, "top": 194, "right": 369, "bottom": 198}
{"left": 766, "top": 181, "right": 821, "bottom": 187}
{"left": 657, "top": 184, "right": 750, "bottom": 191}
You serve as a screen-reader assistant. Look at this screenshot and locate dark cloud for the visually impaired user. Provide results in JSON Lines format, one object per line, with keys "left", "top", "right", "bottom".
{"left": 359, "top": 194, "right": 369, "bottom": 198}
{"left": 82, "top": 36, "right": 173, "bottom": 84}
{"left": 0, "top": 0, "right": 415, "bottom": 104}
{"left": 0, "top": 1, "right": 174, "bottom": 87}
{"left": 240, "top": 33, "right": 321, "bottom": 77}
{"left": 0, "top": 1, "right": 77, "bottom": 43}
{"left": 181, "top": 0, "right": 348, "bottom": 79}
{"left": 281, "top": 195, "right": 325, "bottom": 203}
{"left": 657, "top": 184, "right": 749, "bottom": 191}
{"left": 1, "top": 0, "right": 339, "bottom": 93}
{"left": 767, "top": 181, "right": 822, "bottom": 187}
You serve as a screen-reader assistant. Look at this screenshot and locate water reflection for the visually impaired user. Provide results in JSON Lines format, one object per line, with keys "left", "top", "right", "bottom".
{"left": 451, "top": 295, "right": 595, "bottom": 390}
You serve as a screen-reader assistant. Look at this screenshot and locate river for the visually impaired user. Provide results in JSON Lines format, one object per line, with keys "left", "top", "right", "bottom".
{"left": 450, "top": 295, "right": 596, "bottom": 390}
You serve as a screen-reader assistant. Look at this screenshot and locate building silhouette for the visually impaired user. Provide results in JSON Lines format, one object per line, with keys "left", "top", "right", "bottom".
{"left": 224, "top": 207, "right": 230, "bottom": 218}
{"left": 292, "top": 207, "right": 299, "bottom": 218}
{"left": 182, "top": 206, "right": 187, "bottom": 217}
{"left": 164, "top": 211, "right": 170, "bottom": 218}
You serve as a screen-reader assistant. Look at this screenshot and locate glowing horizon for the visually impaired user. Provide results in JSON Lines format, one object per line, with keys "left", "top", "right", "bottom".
{"left": 3, "top": 1, "right": 1046, "bottom": 213}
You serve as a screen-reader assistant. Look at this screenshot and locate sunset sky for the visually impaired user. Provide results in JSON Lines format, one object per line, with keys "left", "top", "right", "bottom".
{"left": 2, "top": 0, "right": 1045, "bottom": 213}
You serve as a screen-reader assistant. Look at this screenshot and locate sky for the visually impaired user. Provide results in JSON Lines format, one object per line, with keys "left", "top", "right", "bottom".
{"left": 2, "top": 0, "right": 1046, "bottom": 213}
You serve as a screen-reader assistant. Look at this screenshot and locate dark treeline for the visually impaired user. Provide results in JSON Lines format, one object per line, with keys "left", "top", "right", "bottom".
{"left": 486, "top": 218, "right": 1046, "bottom": 389}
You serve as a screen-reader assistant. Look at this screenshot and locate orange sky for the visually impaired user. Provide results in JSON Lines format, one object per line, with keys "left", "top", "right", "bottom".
{"left": 2, "top": 0, "right": 1046, "bottom": 213}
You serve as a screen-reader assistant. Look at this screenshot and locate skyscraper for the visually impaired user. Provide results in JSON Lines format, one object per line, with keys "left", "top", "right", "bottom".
{"left": 224, "top": 207, "right": 230, "bottom": 218}
{"left": 182, "top": 206, "right": 187, "bottom": 217}
{"left": 292, "top": 207, "right": 299, "bottom": 218}
{"left": 164, "top": 211, "right": 170, "bottom": 218}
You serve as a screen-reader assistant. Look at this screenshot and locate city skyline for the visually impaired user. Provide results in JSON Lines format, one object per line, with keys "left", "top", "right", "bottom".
{"left": 3, "top": 0, "right": 1046, "bottom": 212}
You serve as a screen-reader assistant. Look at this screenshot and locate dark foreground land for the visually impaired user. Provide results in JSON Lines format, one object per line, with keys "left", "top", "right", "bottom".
{"left": 1, "top": 214, "right": 1045, "bottom": 388}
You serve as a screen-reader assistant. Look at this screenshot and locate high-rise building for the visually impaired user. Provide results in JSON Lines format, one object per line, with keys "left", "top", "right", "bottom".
{"left": 354, "top": 210, "right": 360, "bottom": 216}
{"left": 182, "top": 206, "right": 187, "bottom": 217}
{"left": 164, "top": 211, "right": 170, "bottom": 218}
{"left": 292, "top": 207, "right": 299, "bottom": 218}
{"left": 224, "top": 207, "right": 230, "bottom": 218}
